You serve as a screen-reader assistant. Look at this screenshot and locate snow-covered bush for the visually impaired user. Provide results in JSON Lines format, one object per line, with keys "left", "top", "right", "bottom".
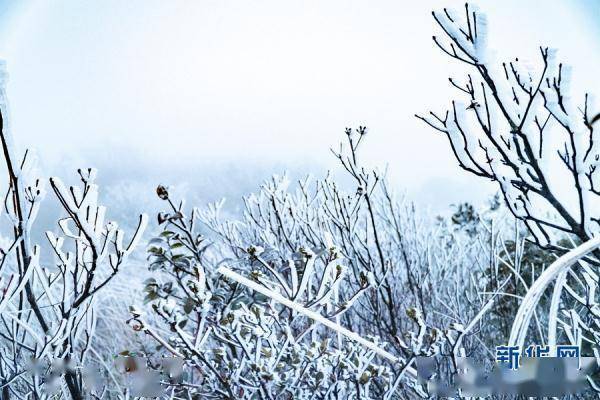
{"left": 7, "top": 3, "right": 596, "bottom": 397}
{"left": 0, "top": 65, "right": 147, "bottom": 399}
{"left": 129, "top": 128, "right": 516, "bottom": 399}
{"left": 132, "top": 208, "right": 393, "bottom": 398}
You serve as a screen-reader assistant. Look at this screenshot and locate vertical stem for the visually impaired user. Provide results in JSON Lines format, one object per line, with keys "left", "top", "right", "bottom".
{"left": 0, "top": 105, "right": 49, "bottom": 333}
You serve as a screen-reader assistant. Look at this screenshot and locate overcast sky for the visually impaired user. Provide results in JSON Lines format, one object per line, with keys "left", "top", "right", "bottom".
{"left": 0, "top": 0, "right": 598, "bottom": 210}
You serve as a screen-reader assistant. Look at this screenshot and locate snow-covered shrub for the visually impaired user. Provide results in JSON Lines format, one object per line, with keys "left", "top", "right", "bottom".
{"left": 130, "top": 181, "right": 403, "bottom": 398}
{"left": 130, "top": 128, "right": 515, "bottom": 399}
{"left": 0, "top": 65, "right": 147, "bottom": 399}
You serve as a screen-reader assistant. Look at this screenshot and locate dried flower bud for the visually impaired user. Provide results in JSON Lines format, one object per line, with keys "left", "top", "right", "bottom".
{"left": 156, "top": 185, "right": 169, "bottom": 200}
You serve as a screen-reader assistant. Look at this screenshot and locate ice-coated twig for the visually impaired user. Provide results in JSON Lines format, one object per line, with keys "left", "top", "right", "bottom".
{"left": 216, "top": 265, "right": 418, "bottom": 378}
{"left": 548, "top": 268, "right": 568, "bottom": 349}
{"left": 509, "top": 236, "right": 600, "bottom": 349}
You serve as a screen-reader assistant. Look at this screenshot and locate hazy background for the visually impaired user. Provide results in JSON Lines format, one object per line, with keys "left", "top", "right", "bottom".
{"left": 0, "top": 0, "right": 598, "bottom": 217}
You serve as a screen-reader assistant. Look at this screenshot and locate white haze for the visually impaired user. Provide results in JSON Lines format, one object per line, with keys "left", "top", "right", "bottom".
{"left": 0, "top": 0, "right": 598, "bottom": 211}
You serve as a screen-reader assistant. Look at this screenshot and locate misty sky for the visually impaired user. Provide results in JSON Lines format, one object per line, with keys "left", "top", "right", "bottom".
{"left": 0, "top": 0, "right": 598, "bottom": 210}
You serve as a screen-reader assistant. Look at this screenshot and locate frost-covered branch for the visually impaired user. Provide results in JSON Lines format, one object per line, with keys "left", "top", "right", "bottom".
{"left": 418, "top": 3, "right": 600, "bottom": 249}
{"left": 0, "top": 63, "right": 147, "bottom": 399}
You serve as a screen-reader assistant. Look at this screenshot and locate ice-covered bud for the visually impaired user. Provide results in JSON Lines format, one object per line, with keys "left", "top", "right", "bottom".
{"left": 25, "top": 179, "right": 46, "bottom": 203}
{"left": 159, "top": 299, "right": 177, "bottom": 315}
{"left": 156, "top": 185, "right": 169, "bottom": 200}
{"left": 212, "top": 347, "right": 225, "bottom": 358}
{"left": 359, "top": 271, "right": 369, "bottom": 288}
{"left": 359, "top": 270, "right": 375, "bottom": 288}
{"left": 358, "top": 370, "right": 371, "bottom": 384}
{"left": 260, "top": 372, "right": 274, "bottom": 382}
{"left": 219, "top": 312, "right": 235, "bottom": 325}
{"left": 335, "top": 264, "right": 344, "bottom": 279}
{"left": 77, "top": 168, "right": 97, "bottom": 184}
{"left": 406, "top": 307, "right": 419, "bottom": 321}
{"left": 359, "top": 271, "right": 378, "bottom": 290}
{"left": 250, "top": 269, "right": 263, "bottom": 281}
{"left": 247, "top": 245, "right": 264, "bottom": 257}
{"left": 298, "top": 246, "right": 314, "bottom": 260}
{"left": 429, "top": 327, "right": 439, "bottom": 341}
{"left": 449, "top": 323, "right": 465, "bottom": 332}
{"left": 187, "top": 280, "right": 208, "bottom": 296}
{"left": 252, "top": 325, "right": 266, "bottom": 337}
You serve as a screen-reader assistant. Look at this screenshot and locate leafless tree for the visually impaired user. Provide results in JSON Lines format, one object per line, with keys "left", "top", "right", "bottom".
{"left": 419, "top": 4, "right": 600, "bottom": 395}
{"left": 417, "top": 3, "right": 600, "bottom": 256}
